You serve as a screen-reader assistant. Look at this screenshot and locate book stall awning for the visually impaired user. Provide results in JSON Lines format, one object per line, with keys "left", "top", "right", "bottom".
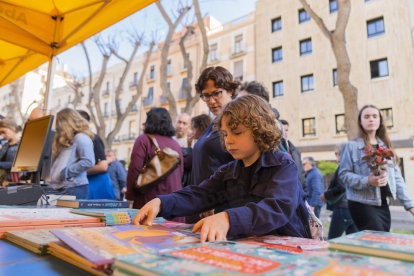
{"left": 0, "top": 0, "right": 156, "bottom": 107}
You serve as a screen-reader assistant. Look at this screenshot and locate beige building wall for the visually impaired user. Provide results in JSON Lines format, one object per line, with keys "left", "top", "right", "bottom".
{"left": 256, "top": 0, "right": 414, "bottom": 200}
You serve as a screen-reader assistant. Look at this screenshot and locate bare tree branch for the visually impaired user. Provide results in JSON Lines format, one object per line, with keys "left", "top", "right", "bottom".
{"left": 298, "top": 0, "right": 332, "bottom": 40}
{"left": 194, "top": 0, "right": 209, "bottom": 74}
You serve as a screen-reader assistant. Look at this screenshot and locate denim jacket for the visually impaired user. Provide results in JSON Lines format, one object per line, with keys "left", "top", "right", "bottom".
{"left": 339, "top": 137, "right": 414, "bottom": 210}
{"left": 51, "top": 133, "right": 95, "bottom": 188}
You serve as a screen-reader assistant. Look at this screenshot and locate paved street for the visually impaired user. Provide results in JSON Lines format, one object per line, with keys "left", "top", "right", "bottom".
{"left": 319, "top": 205, "right": 414, "bottom": 232}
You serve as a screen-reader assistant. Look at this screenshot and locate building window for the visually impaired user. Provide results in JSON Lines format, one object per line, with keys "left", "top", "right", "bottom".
{"left": 367, "top": 17, "right": 385, "bottom": 38}
{"left": 233, "top": 60, "right": 243, "bottom": 81}
{"left": 299, "top": 9, "right": 310, "bottom": 23}
{"left": 210, "top": 43, "right": 218, "bottom": 61}
{"left": 271, "top": 17, "right": 282, "bottom": 32}
{"left": 234, "top": 34, "right": 243, "bottom": 54}
{"left": 335, "top": 114, "right": 346, "bottom": 135}
{"left": 370, "top": 58, "right": 389, "bottom": 79}
{"left": 167, "top": 59, "right": 172, "bottom": 75}
{"left": 380, "top": 108, "right": 394, "bottom": 129}
{"left": 150, "top": 65, "right": 155, "bottom": 79}
{"left": 329, "top": 0, "right": 338, "bottom": 13}
{"left": 302, "top": 118, "right": 316, "bottom": 137}
{"left": 129, "top": 120, "right": 136, "bottom": 137}
{"left": 272, "top": 47, "right": 283, "bottom": 63}
{"left": 300, "top": 38, "right": 312, "bottom": 55}
{"left": 301, "top": 74, "right": 314, "bottom": 92}
{"left": 179, "top": 78, "right": 187, "bottom": 99}
{"left": 144, "top": 87, "right": 154, "bottom": 106}
{"left": 333, "top": 69, "right": 337, "bottom": 86}
{"left": 273, "top": 81, "right": 284, "bottom": 97}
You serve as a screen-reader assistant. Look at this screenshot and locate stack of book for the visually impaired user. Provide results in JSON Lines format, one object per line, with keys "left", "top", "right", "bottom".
{"left": 0, "top": 208, "right": 105, "bottom": 238}
{"left": 5, "top": 229, "right": 60, "bottom": 255}
{"left": 47, "top": 224, "right": 200, "bottom": 274}
{"left": 329, "top": 230, "right": 414, "bottom": 262}
{"left": 70, "top": 209, "right": 139, "bottom": 226}
{"left": 56, "top": 199, "right": 130, "bottom": 209}
{"left": 113, "top": 241, "right": 414, "bottom": 276}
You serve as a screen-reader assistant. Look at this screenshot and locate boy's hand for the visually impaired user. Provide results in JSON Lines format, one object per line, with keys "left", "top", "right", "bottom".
{"left": 132, "top": 198, "right": 162, "bottom": 226}
{"left": 192, "top": 212, "right": 230, "bottom": 242}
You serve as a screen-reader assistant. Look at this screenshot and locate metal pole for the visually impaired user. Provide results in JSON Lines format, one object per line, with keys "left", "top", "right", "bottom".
{"left": 43, "top": 56, "right": 57, "bottom": 110}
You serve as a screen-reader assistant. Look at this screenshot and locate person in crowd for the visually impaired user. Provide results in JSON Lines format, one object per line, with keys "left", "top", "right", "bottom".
{"left": 174, "top": 113, "right": 191, "bottom": 147}
{"left": 238, "top": 81, "right": 289, "bottom": 153}
{"left": 0, "top": 120, "right": 21, "bottom": 184}
{"left": 320, "top": 143, "right": 358, "bottom": 239}
{"left": 106, "top": 149, "right": 127, "bottom": 201}
{"left": 50, "top": 108, "right": 95, "bottom": 199}
{"left": 119, "top": 160, "right": 127, "bottom": 170}
{"left": 0, "top": 114, "right": 8, "bottom": 161}
{"left": 339, "top": 105, "right": 414, "bottom": 231}
{"left": 181, "top": 114, "right": 212, "bottom": 188}
{"left": 126, "top": 107, "right": 184, "bottom": 222}
{"left": 303, "top": 156, "right": 325, "bottom": 218}
{"left": 188, "top": 66, "right": 239, "bottom": 221}
{"left": 77, "top": 110, "right": 114, "bottom": 200}
{"left": 133, "top": 95, "right": 310, "bottom": 242}
{"left": 280, "top": 119, "right": 306, "bottom": 192}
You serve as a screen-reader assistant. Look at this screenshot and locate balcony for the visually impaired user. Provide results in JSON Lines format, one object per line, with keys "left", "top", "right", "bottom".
{"left": 103, "top": 112, "right": 109, "bottom": 118}
{"left": 129, "top": 81, "right": 138, "bottom": 88}
{"left": 230, "top": 46, "right": 246, "bottom": 59}
{"left": 113, "top": 136, "right": 120, "bottom": 143}
{"left": 129, "top": 104, "right": 138, "bottom": 113}
{"left": 146, "top": 73, "right": 156, "bottom": 82}
{"left": 143, "top": 97, "right": 153, "bottom": 107}
{"left": 102, "top": 89, "right": 110, "bottom": 97}
{"left": 121, "top": 133, "right": 136, "bottom": 142}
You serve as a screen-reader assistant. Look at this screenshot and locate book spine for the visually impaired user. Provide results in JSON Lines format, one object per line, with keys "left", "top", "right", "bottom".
{"left": 78, "top": 202, "right": 130, "bottom": 208}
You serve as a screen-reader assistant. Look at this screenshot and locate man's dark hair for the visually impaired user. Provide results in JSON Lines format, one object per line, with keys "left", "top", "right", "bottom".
{"left": 77, "top": 110, "right": 91, "bottom": 122}
{"left": 280, "top": 119, "right": 289, "bottom": 126}
{"left": 240, "top": 81, "right": 270, "bottom": 102}
{"left": 191, "top": 114, "right": 212, "bottom": 133}
{"left": 195, "top": 66, "right": 240, "bottom": 99}
{"left": 144, "top": 107, "right": 175, "bottom": 137}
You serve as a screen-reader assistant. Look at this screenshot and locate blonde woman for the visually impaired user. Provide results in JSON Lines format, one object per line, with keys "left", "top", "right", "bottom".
{"left": 51, "top": 108, "right": 95, "bottom": 199}
{"left": 0, "top": 120, "right": 21, "bottom": 184}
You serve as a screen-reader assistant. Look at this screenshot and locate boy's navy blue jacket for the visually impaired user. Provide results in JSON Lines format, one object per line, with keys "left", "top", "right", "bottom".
{"left": 157, "top": 151, "right": 310, "bottom": 238}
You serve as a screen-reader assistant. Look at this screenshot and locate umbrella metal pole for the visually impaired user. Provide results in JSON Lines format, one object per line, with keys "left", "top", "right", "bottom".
{"left": 44, "top": 56, "right": 57, "bottom": 110}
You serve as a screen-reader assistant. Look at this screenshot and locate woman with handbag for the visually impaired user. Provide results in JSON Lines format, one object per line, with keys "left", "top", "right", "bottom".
{"left": 126, "top": 107, "right": 184, "bottom": 222}
{"left": 320, "top": 143, "right": 357, "bottom": 239}
{"left": 339, "top": 105, "right": 414, "bottom": 231}
{"left": 50, "top": 108, "right": 95, "bottom": 199}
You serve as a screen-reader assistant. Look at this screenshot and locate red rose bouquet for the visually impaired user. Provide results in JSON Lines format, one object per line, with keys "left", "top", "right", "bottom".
{"left": 362, "top": 145, "right": 394, "bottom": 176}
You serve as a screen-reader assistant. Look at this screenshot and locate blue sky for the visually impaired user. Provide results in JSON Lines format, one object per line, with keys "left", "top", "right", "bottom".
{"left": 56, "top": 0, "right": 256, "bottom": 76}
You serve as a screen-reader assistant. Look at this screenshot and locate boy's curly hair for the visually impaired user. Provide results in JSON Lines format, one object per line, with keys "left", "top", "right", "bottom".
{"left": 195, "top": 66, "right": 240, "bottom": 99}
{"left": 214, "top": 94, "right": 282, "bottom": 153}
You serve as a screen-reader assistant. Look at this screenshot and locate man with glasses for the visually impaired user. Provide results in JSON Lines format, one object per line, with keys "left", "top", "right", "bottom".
{"left": 302, "top": 156, "right": 325, "bottom": 218}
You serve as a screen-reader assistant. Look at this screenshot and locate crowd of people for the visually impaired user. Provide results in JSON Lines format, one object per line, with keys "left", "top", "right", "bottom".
{"left": 0, "top": 66, "right": 413, "bottom": 242}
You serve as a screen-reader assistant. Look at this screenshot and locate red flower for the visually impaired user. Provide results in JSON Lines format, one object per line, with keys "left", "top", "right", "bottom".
{"left": 376, "top": 158, "right": 382, "bottom": 164}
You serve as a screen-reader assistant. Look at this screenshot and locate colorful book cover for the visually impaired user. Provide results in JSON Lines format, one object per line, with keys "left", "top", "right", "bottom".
{"left": 238, "top": 235, "right": 329, "bottom": 253}
{"left": 0, "top": 207, "right": 71, "bottom": 214}
{"left": 5, "top": 229, "right": 60, "bottom": 254}
{"left": 0, "top": 212, "right": 100, "bottom": 227}
{"left": 329, "top": 230, "right": 414, "bottom": 262}
{"left": 113, "top": 241, "right": 414, "bottom": 275}
{"left": 50, "top": 224, "right": 200, "bottom": 267}
{"left": 57, "top": 199, "right": 129, "bottom": 209}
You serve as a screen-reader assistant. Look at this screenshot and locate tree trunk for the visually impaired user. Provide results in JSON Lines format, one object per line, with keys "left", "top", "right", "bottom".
{"left": 298, "top": 0, "right": 359, "bottom": 140}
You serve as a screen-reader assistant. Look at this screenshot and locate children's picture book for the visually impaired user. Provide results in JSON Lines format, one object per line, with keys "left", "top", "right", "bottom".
{"left": 329, "top": 230, "right": 414, "bottom": 262}
{"left": 50, "top": 224, "right": 200, "bottom": 267}
{"left": 0, "top": 206, "right": 71, "bottom": 214}
{"left": 238, "top": 235, "right": 329, "bottom": 253}
{"left": 0, "top": 212, "right": 100, "bottom": 227}
{"left": 48, "top": 241, "right": 110, "bottom": 276}
{"left": 5, "top": 229, "right": 60, "bottom": 254}
{"left": 113, "top": 241, "right": 414, "bottom": 276}
{"left": 57, "top": 199, "right": 129, "bottom": 209}
{"left": 70, "top": 209, "right": 138, "bottom": 226}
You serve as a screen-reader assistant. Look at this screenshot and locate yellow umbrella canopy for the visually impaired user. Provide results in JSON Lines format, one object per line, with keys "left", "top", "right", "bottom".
{"left": 0, "top": 0, "right": 156, "bottom": 87}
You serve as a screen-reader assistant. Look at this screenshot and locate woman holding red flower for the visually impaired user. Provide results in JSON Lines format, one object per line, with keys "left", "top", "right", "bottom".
{"left": 339, "top": 105, "right": 414, "bottom": 232}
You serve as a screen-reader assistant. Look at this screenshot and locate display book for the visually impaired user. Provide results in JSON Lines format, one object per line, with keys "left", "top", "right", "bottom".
{"left": 70, "top": 208, "right": 139, "bottom": 226}
{"left": 0, "top": 207, "right": 104, "bottom": 238}
{"left": 56, "top": 199, "right": 130, "bottom": 209}
{"left": 113, "top": 241, "right": 414, "bottom": 276}
{"left": 48, "top": 223, "right": 200, "bottom": 274}
{"left": 329, "top": 230, "right": 414, "bottom": 262}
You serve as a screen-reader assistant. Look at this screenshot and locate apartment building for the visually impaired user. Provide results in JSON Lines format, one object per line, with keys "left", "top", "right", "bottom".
{"left": 50, "top": 13, "right": 256, "bottom": 161}
{"left": 256, "top": 0, "right": 414, "bottom": 198}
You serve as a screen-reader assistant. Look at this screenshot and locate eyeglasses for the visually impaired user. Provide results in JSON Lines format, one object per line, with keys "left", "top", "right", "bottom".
{"left": 200, "top": 90, "right": 223, "bottom": 102}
